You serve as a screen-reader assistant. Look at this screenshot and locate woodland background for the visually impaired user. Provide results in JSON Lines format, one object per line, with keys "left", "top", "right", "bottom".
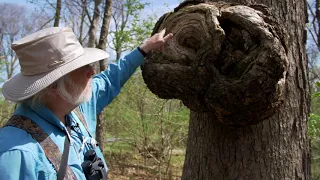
{"left": 0, "top": 0, "right": 319, "bottom": 179}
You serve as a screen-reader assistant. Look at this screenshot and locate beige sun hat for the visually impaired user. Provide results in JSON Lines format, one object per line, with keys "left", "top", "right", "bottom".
{"left": 2, "top": 27, "right": 109, "bottom": 102}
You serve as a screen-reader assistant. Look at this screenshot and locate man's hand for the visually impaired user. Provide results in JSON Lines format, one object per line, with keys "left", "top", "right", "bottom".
{"left": 140, "top": 29, "right": 174, "bottom": 54}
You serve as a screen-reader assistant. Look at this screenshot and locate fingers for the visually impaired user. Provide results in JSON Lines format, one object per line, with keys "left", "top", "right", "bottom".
{"left": 163, "top": 33, "right": 173, "bottom": 42}
{"left": 159, "top": 28, "right": 166, "bottom": 37}
{"left": 146, "top": 29, "right": 173, "bottom": 52}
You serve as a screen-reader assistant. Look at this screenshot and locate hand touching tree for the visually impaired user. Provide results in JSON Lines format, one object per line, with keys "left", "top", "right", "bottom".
{"left": 140, "top": 29, "right": 173, "bottom": 53}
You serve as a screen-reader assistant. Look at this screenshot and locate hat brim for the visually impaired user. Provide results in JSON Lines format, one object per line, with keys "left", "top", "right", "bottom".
{"left": 2, "top": 48, "right": 109, "bottom": 102}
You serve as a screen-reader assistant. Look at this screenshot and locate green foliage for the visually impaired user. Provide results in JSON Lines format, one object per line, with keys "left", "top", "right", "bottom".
{"left": 312, "top": 139, "right": 320, "bottom": 180}
{"left": 129, "top": 14, "right": 155, "bottom": 49}
{"left": 104, "top": 69, "right": 189, "bottom": 176}
{"left": 0, "top": 58, "right": 4, "bottom": 82}
{"left": 110, "top": 0, "right": 156, "bottom": 59}
{"left": 309, "top": 113, "right": 320, "bottom": 141}
{"left": 309, "top": 113, "right": 320, "bottom": 179}
{"left": 105, "top": 69, "right": 189, "bottom": 147}
{"left": 309, "top": 81, "right": 320, "bottom": 179}
{"left": 0, "top": 100, "right": 15, "bottom": 127}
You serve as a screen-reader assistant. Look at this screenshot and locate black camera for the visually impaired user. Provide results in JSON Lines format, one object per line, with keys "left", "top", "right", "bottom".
{"left": 81, "top": 150, "right": 108, "bottom": 180}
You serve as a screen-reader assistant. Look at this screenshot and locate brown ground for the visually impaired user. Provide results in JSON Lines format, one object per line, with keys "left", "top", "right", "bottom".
{"left": 105, "top": 152, "right": 183, "bottom": 180}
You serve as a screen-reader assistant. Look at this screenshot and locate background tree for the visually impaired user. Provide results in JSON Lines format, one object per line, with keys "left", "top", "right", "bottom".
{"left": 95, "top": 0, "right": 113, "bottom": 152}
{"left": 0, "top": 3, "right": 51, "bottom": 80}
{"left": 0, "top": 4, "right": 26, "bottom": 80}
{"left": 307, "top": 0, "right": 320, "bottom": 51}
{"left": 0, "top": 2, "right": 51, "bottom": 126}
{"left": 53, "top": 0, "right": 61, "bottom": 27}
{"left": 306, "top": 0, "right": 320, "bottom": 178}
{"left": 110, "top": 0, "right": 153, "bottom": 60}
{"left": 307, "top": 0, "right": 320, "bottom": 86}
{"left": 61, "top": 0, "right": 90, "bottom": 44}
{"left": 86, "top": 0, "right": 103, "bottom": 75}
{"left": 142, "top": 0, "right": 310, "bottom": 179}
{"left": 27, "top": 0, "right": 62, "bottom": 28}
{"left": 88, "top": 0, "right": 102, "bottom": 48}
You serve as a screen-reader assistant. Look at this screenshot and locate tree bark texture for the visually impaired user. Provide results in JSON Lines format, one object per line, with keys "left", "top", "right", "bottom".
{"left": 143, "top": 2, "right": 288, "bottom": 125}
{"left": 142, "top": 0, "right": 310, "bottom": 179}
{"left": 95, "top": 0, "right": 113, "bottom": 153}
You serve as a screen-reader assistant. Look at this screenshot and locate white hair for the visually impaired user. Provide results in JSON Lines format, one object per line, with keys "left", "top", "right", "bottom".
{"left": 24, "top": 74, "right": 92, "bottom": 108}
{"left": 57, "top": 74, "right": 92, "bottom": 105}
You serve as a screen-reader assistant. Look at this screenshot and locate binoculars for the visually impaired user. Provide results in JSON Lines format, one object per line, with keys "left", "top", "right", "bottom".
{"left": 81, "top": 150, "right": 108, "bottom": 180}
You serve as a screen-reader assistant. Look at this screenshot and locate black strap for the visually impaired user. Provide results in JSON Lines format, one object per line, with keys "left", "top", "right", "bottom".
{"left": 137, "top": 46, "right": 147, "bottom": 57}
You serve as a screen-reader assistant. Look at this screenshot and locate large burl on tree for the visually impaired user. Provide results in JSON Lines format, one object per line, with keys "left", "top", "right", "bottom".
{"left": 142, "top": 0, "right": 310, "bottom": 180}
{"left": 143, "top": 1, "right": 288, "bottom": 126}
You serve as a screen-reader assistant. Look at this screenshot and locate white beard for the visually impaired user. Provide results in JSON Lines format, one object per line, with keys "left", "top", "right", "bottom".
{"left": 57, "top": 75, "right": 92, "bottom": 105}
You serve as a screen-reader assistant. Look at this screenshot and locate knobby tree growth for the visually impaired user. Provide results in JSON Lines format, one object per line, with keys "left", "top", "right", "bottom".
{"left": 142, "top": 0, "right": 310, "bottom": 179}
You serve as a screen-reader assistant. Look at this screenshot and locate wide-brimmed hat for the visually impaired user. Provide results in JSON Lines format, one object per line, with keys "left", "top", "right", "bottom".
{"left": 2, "top": 27, "right": 109, "bottom": 102}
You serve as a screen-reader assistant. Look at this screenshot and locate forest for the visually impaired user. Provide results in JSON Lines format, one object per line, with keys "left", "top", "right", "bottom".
{"left": 0, "top": 0, "right": 319, "bottom": 179}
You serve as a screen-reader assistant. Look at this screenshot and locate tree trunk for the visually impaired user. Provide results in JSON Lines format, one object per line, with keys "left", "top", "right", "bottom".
{"left": 141, "top": 0, "right": 311, "bottom": 179}
{"left": 97, "top": 0, "right": 112, "bottom": 71}
{"left": 95, "top": 0, "right": 113, "bottom": 152}
{"left": 78, "top": 0, "right": 88, "bottom": 44}
{"left": 183, "top": 109, "right": 310, "bottom": 179}
{"left": 88, "top": 0, "right": 102, "bottom": 48}
{"left": 88, "top": 0, "right": 102, "bottom": 74}
{"left": 116, "top": 50, "right": 121, "bottom": 61}
{"left": 316, "top": 0, "right": 320, "bottom": 47}
{"left": 53, "top": 0, "right": 61, "bottom": 27}
{"left": 0, "top": 30, "right": 3, "bottom": 60}
{"left": 182, "top": 0, "right": 310, "bottom": 179}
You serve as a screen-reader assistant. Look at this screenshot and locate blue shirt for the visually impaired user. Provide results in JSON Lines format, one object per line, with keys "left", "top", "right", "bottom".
{"left": 0, "top": 48, "right": 144, "bottom": 180}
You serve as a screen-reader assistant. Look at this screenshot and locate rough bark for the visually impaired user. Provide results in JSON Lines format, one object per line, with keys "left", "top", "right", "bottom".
{"left": 95, "top": 0, "right": 113, "bottom": 153}
{"left": 143, "top": 2, "right": 288, "bottom": 125}
{"left": 53, "top": 0, "right": 61, "bottom": 27}
{"left": 142, "top": 0, "right": 310, "bottom": 179}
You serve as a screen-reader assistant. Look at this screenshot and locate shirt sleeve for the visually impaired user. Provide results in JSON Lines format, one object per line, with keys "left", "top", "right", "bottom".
{"left": 0, "top": 150, "right": 50, "bottom": 180}
{"left": 91, "top": 48, "right": 145, "bottom": 114}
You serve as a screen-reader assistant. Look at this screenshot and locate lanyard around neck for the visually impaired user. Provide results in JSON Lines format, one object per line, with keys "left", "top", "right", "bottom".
{"left": 57, "top": 123, "right": 71, "bottom": 180}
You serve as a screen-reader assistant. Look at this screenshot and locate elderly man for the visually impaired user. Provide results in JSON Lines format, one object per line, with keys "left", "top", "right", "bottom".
{"left": 0, "top": 27, "right": 173, "bottom": 179}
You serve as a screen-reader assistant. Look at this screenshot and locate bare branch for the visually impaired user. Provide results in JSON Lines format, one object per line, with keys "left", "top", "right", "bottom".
{"left": 37, "top": 17, "right": 55, "bottom": 31}
{"left": 307, "top": 26, "right": 320, "bottom": 51}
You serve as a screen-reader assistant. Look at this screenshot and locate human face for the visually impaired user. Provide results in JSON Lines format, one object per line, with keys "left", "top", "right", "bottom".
{"left": 59, "top": 65, "right": 95, "bottom": 105}
{"left": 68, "top": 64, "right": 95, "bottom": 90}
